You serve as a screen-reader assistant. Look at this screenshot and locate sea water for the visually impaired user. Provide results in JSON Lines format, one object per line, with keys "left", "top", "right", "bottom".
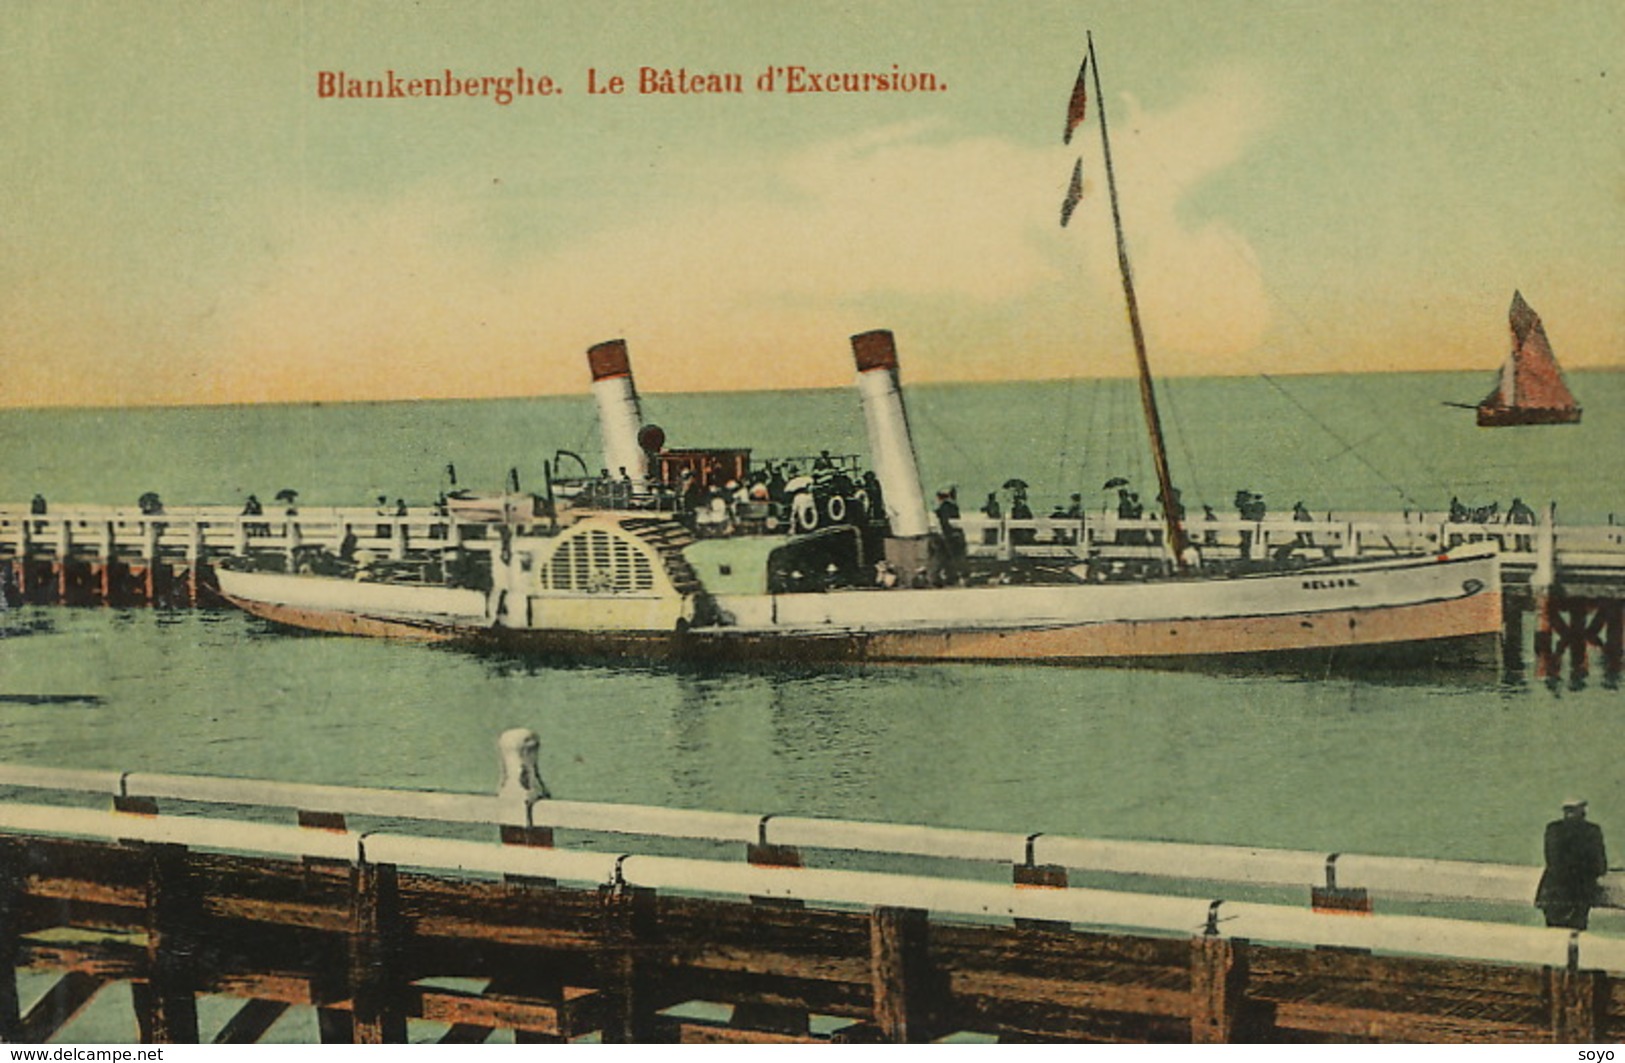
{"left": 0, "top": 371, "right": 1621, "bottom": 1040}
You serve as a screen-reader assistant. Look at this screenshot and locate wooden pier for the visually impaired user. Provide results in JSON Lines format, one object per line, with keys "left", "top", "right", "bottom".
{"left": 3, "top": 500, "right": 1625, "bottom": 679}
{"left": 0, "top": 735, "right": 1621, "bottom": 1044}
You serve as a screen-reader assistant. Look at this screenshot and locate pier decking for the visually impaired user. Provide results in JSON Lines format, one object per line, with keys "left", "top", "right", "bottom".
{"left": 0, "top": 735, "right": 1621, "bottom": 1044}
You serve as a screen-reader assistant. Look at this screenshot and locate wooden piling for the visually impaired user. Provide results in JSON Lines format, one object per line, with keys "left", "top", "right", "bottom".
{"left": 136, "top": 843, "right": 200, "bottom": 1043}
{"left": 869, "top": 906, "right": 933, "bottom": 1043}
{"left": 1548, "top": 965, "right": 1604, "bottom": 1042}
{"left": 348, "top": 859, "right": 406, "bottom": 1043}
{"left": 597, "top": 882, "right": 661, "bottom": 1043}
{"left": 0, "top": 837, "right": 22, "bottom": 1041}
{"left": 1190, "top": 935, "right": 1251, "bottom": 1042}
{"left": 1535, "top": 593, "right": 1557, "bottom": 679}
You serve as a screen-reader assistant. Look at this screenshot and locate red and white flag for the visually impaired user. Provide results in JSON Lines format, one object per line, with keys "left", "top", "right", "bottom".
{"left": 1063, "top": 57, "right": 1089, "bottom": 143}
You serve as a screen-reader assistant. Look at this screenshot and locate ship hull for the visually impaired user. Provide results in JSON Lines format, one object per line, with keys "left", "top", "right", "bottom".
{"left": 216, "top": 568, "right": 485, "bottom": 642}
{"left": 215, "top": 553, "right": 1504, "bottom": 674}
{"left": 1476, "top": 404, "right": 1581, "bottom": 427}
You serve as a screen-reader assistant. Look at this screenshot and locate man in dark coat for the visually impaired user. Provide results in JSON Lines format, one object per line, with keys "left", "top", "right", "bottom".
{"left": 1537, "top": 799, "right": 1609, "bottom": 929}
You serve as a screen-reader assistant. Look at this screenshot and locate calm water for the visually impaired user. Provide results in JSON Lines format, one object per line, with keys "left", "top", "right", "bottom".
{"left": 1, "top": 372, "right": 1623, "bottom": 1039}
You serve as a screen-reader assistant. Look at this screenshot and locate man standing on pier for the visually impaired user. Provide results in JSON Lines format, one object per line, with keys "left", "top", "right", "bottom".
{"left": 1537, "top": 798, "right": 1608, "bottom": 929}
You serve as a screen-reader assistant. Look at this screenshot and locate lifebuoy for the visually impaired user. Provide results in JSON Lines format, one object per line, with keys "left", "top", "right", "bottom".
{"left": 792, "top": 492, "right": 818, "bottom": 532}
{"left": 825, "top": 494, "right": 847, "bottom": 524}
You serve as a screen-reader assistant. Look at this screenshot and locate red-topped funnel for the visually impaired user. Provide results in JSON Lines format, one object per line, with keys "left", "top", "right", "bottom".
{"left": 852, "top": 330, "right": 932, "bottom": 540}
{"left": 586, "top": 339, "right": 648, "bottom": 484}
{"left": 587, "top": 339, "right": 633, "bottom": 382}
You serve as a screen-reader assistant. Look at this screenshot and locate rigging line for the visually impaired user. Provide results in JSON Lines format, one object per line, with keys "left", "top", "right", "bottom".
{"left": 1159, "top": 376, "right": 1206, "bottom": 511}
{"left": 1104, "top": 81, "right": 1454, "bottom": 509}
{"left": 1262, "top": 281, "right": 1457, "bottom": 497}
{"left": 906, "top": 384, "right": 992, "bottom": 489}
{"left": 1081, "top": 368, "right": 1107, "bottom": 493}
{"left": 1256, "top": 373, "right": 1422, "bottom": 510}
{"left": 1052, "top": 367, "right": 1080, "bottom": 495}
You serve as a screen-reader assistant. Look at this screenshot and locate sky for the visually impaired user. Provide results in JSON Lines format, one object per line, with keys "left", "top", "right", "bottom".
{"left": 1, "top": 0, "right": 1620, "bottom": 408}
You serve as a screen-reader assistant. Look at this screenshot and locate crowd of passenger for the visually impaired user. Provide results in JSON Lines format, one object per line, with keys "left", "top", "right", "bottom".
{"left": 675, "top": 452, "right": 886, "bottom": 537}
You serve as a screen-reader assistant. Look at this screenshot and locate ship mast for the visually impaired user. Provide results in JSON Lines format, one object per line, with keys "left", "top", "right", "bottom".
{"left": 1086, "top": 32, "right": 1190, "bottom": 570}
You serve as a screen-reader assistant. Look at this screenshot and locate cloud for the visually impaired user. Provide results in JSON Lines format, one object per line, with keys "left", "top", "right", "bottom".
{"left": 1068, "top": 68, "right": 1277, "bottom": 372}
{"left": 205, "top": 74, "right": 1280, "bottom": 404}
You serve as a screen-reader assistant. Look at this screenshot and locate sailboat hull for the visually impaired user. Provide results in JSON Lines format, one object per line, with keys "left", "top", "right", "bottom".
{"left": 1476, "top": 404, "right": 1581, "bottom": 427}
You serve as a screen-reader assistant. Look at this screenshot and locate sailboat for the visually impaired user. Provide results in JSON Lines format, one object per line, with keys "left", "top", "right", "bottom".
{"left": 1476, "top": 291, "right": 1581, "bottom": 426}
{"left": 215, "top": 37, "right": 1505, "bottom": 672}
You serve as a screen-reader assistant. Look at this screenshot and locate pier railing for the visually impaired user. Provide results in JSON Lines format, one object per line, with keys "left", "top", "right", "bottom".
{"left": 2, "top": 751, "right": 1621, "bottom": 917}
{"left": 2, "top": 734, "right": 1623, "bottom": 1043}
{"left": 4, "top": 502, "right": 1622, "bottom": 583}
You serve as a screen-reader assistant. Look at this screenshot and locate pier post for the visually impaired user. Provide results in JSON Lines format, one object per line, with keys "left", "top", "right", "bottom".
{"left": 1603, "top": 600, "right": 1623, "bottom": 681}
{"left": 868, "top": 906, "right": 933, "bottom": 1043}
{"left": 16, "top": 522, "right": 32, "bottom": 601}
{"left": 1568, "top": 602, "right": 1591, "bottom": 683}
{"left": 186, "top": 523, "right": 203, "bottom": 606}
{"left": 1189, "top": 935, "right": 1251, "bottom": 1043}
{"left": 1501, "top": 596, "right": 1525, "bottom": 674}
{"left": 1546, "top": 966, "right": 1603, "bottom": 1042}
{"left": 349, "top": 858, "right": 407, "bottom": 1043}
{"left": 56, "top": 520, "right": 72, "bottom": 603}
{"left": 1533, "top": 504, "right": 1558, "bottom": 678}
{"left": 0, "top": 838, "right": 22, "bottom": 1041}
{"left": 597, "top": 883, "right": 661, "bottom": 1043}
{"left": 134, "top": 843, "right": 201, "bottom": 1043}
{"left": 98, "top": 521, "right": 115, "bottom": 605}
{"left": 142, "top": 522, "right": 160, "bottom": 604}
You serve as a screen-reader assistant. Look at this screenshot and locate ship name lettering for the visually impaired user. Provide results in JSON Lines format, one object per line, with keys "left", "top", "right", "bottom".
{"left": 1302, "top": 577, "right": 1359, "bottom": 590}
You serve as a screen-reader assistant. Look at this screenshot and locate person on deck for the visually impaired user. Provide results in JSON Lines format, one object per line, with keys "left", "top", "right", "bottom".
{"left": 1508, "top": 497, "right": 1537, "bottom": 551}
{"left": 1010, "top": 488, "right": 1034, "bottom": 545}
{"left": 1536, "top": 799, "right": 1609, "bottom": 930}
{"left": 862, "top": 472, "right": 884, "bottom": 523}
{"left": 1293, "top": 500, "right": 1314, "bottom": 547}
{"left": 980, "top": 492, "right": 1001, "bottom": 545}
{"left": 242, "top": 494, "right": 267, "bottom": 538}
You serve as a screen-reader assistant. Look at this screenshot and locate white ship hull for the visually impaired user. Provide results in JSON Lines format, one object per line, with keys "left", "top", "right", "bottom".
{"left": 214, "top": 550, "right": 1503, "bottom": 672}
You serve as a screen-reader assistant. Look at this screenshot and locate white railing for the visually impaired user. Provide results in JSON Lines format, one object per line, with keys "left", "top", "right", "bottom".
{"left": 0, "top": 791, "right": 1620, "bottom": 977}
{"left": 0, "top": 741, "right": 1618, "bottom": 915}
{"left": 0, "top": 503, "right": 499, "bottom": 562}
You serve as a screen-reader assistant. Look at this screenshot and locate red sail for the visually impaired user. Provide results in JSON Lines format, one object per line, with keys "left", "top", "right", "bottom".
{"left": 1477, "top": 291, "right": 1581, "bottom": 426}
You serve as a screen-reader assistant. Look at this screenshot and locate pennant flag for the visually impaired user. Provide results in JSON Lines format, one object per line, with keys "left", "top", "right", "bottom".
{"left": 1063, "top": 56, "right": 1089, "bottom": 143}
{"left": 1060, "top": 157, "right": 1084, "bottom": 227}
